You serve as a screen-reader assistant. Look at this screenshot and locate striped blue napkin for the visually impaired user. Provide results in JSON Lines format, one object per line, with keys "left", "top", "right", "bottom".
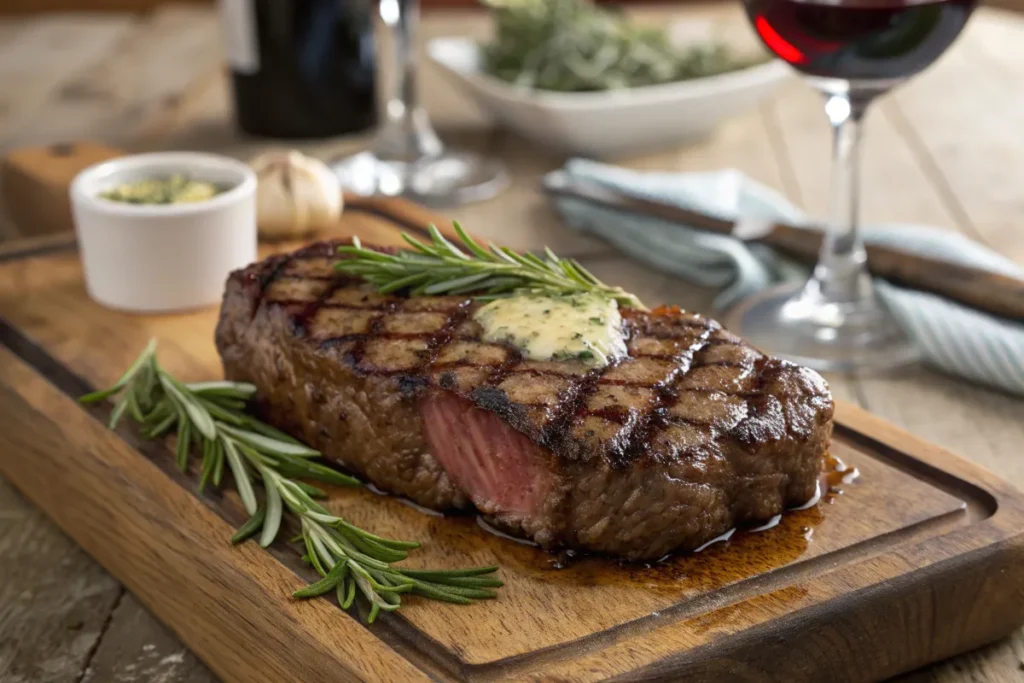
{"left": 547, "top": 158, "right": 1024, "bottom": 397}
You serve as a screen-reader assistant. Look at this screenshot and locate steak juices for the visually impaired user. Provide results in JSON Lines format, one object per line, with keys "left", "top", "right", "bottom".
{"left": 216, "top": 241, "right": 833, "bottom": 560}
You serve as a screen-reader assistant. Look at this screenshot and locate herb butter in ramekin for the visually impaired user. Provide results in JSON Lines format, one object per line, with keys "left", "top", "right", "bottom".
{"left": 70, "top": 152, "right": 257, "bottom": 313}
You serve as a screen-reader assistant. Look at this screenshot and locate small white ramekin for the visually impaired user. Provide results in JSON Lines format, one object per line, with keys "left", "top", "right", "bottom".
{"left": 70, "top": 152, "right": 257, "bottom": 313}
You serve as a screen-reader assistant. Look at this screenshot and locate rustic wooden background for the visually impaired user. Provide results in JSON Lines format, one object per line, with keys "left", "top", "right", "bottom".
{"left": 2, "top": 0, "right": 1023, "bottom": 13}
{"left": 0, "top": 3, "right": 1023, "bottom": 682}
{"left": 0, "top": 0, "right": 705, "bottom": 14}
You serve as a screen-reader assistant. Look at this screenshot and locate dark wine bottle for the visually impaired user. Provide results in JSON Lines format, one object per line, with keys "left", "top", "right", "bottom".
{"left": 219, "top": 0, "right": 378, "bottom": 139}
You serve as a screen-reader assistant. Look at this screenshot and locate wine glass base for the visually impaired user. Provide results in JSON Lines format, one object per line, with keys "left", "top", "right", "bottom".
{"left": 723, "top": 282, "right": 920, "bottom": 373}
{"left": 332, "top": 150, "right": 509, "bottom": 207}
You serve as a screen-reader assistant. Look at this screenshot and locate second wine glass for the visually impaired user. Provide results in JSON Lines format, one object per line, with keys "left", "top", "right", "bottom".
{"left": 729, "top": 0, "right": 975, "bottom": 371}
{"left": 333, "top": 0, "right": 509, "bottom": 206}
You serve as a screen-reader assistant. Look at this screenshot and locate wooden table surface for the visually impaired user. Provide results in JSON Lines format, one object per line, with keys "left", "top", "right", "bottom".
{"left": 1, "top": 4, "right": 1022, "bottom": 682}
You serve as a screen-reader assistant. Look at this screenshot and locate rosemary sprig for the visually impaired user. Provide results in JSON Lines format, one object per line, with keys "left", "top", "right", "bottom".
{"left": 334, "top": 221, "right": 646, "bottom": 310}
{"left": 81, "top": 341, "right": 502, "bottom": 622}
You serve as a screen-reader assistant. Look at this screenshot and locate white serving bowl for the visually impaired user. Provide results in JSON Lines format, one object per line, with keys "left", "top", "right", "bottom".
{"left": 427, "top": 37, "right": 790, "bottom": 158}
{"left": 70, "top": 152, "right": 257, "bottom": 313}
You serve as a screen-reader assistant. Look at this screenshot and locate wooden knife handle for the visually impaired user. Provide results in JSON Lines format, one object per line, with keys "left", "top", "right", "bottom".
{"left": 767, "top": 225, "right": 1024, "bottom": 321}
{"left": 543, "top": 174, "right": 1024, "bottom": 322}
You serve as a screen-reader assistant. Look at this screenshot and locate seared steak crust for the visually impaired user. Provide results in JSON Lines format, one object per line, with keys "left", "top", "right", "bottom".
{"left": 215, "top": 241, "right": 834, "bottom": 560}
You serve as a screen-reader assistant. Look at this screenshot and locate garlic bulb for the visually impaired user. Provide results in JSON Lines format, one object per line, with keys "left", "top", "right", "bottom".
{"left": 250, "top": 150, "right": 343, "bottom": 240}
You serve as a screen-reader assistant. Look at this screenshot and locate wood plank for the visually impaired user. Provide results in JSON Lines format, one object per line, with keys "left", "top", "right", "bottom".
{"left": 0, "top": 14, "right": 132, "bottom": 240}
{"left": 0, "top": 477, "right": 123, "bottom": 683}
{"left": 767, "top": 79, "right": 962, "bottom": 231}
{"left": 0, "top": 14, "right": 136, "bottom": 153}
{"left": 1, "top": 142, "right": 124, "bottom": 237}
{"left": 79, "top": 594, "right": 218, "bottom": 683}
{"left": 894, "top": 637, "right": 1024, "bottom": 683}
{"left": 0, "top": 0, "right": 206, "bottom": 13}
{"left": 10, "top": 6, "right": 221, "bottom": 152}
{"left": 887, "top": 11, "right": 1024, "bottom": 263}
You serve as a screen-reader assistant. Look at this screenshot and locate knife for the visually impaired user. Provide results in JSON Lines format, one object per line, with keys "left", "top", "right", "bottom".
{"left": 542, "top": 172, "right": 1024, "bottom": 322}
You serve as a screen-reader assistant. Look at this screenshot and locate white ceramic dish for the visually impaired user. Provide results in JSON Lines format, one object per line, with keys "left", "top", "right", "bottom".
{"left": 70, "top": 152, "right": 257, "bottom": 313}
{"left": 427, "top": 37, "right": 790, "bottom": 158}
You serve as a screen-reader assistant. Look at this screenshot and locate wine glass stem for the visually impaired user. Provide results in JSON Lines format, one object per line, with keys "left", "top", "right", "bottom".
{"left": 375, "top": 0, "right": 442, "bottom": 160}
{"left": 812, "top": 92, "right": 873, "bottom": 303}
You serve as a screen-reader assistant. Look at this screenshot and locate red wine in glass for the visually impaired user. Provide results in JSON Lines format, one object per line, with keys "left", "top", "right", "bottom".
{"left": 744, "top": 0, "right": 975, "bottom": 82}
{"left": 729, "top": 0, "right": 975, "bottom": 371}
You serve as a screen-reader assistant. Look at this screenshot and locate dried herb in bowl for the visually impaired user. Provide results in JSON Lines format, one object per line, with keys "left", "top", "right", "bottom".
{"left": 481, "top": 0, "right": 765, "bottom": 92}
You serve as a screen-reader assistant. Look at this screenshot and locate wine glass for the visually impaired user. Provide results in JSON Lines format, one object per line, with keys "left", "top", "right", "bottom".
{"left": 729, "top": 0, "right": 975, "bottom": 371}
{"left": 333, "top": 0, "right": 509, "bottom": 206}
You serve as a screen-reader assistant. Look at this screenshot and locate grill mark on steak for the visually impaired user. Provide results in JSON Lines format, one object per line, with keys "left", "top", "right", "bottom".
{"left": 346, "top": 298, "right": 405, "bottom": 371}
{"left": 216, "top": 241, "right": 835, "bottom": 560}
{"left": 540, "top": 367, "right": 605, "bottom": 454}
{"left": 482, "top": 346, "right": 527, "bottom": 387}
{"left": 611, "top": 329, "right": 713, "bottom": 469}
{"left": 245, "top": 253, "right": 293, "bottom": 317}
{"left": 288, "top": 280, "right": 350, "bottom": 338}
{"left": 423, "top": 302, "right": 473, "bottom": 366}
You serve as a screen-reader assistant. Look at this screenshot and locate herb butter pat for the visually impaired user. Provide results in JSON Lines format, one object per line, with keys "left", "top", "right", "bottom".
{"left": 99, "top": 174, "right": 222, "bottom": 205}
{"left": 474, "top": 294, "right": 627, "bottom": 367}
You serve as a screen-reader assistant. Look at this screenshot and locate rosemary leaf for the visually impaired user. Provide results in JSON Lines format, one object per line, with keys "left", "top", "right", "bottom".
{"left": 293, "top": 559, "right": 349, "bottom": 598}
{"left": 259, "top": 468, "right": 284, "bottom": 548}
{"left": 439, "top": 576, "right": 504, "bottom": 589}
{"left": 404, "top": 580, "right": 472, "bottom": 605}
{"left": 452, "top": 220, "right": 492, "bottom": 260}
{"left": 340, "top": 579, "right": 357, "bottom": 609}
{"left": 126, "top": 384, "right": 146, "bottom": 423}
{"left": 175, "top": 419, "right": 191, "bottom": 472}
{"left": 223, "top": 437, "right": 258, "bottom": 515}
{"left": 108, "top": 394, "right": 130, "bottom": 430}
{"left": 199, "top": 437, "right": 216, "bottom": 492}
{"left": 197, "top": 398, "right": 248, "bottom": 426}
{"left": 231, "top": 506, "right": 266, "bottom": 545}
{"left": 207, "top": 397, "right": 248, "bottom": 411}
{"left": 397, "top": 566, "right": 502, "bottom": 582}
{"left": 269, "top": 454, "right": 361, "bottom": 488}
{"left": 212, "top": 440, "right": 225, "bottom": 487}
{"left": 78, "top": 338, "right": 157, "bottom": 404}
{"left": 332, "top": 518, "right": 419, "bottom": 551}
{"left": 143, "top": 411, "right": 177, "bottom": 439}
{"left": 185, "top": 380, "right": 258, "bottom": 398}
{"left": 219, "top": 422, "right": 319, "bottom": 458}
{"left": 335, "top": 526, "right": 409, "bottom": 564}
{"left": 303, "top": 526, "right": 328, "bottom": 577}
{"left": 242, "top": 419, "right": 304, "bottom": 446}
{"left": 160, "top": 374, "right": 216, "bottom": 440}
{"left": 291, "top": 481, "right": 327, "bottom": 499}
{"left": 407, "top": 577, "right": 498, "bottom": 600}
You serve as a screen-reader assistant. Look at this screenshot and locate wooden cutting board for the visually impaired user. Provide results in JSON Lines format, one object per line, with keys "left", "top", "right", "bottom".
{"left": 0, "top": 196, "right": 1023, "bottom": 683}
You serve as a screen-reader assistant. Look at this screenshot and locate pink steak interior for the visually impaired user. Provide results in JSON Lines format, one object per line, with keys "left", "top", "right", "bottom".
{"left": 420, "top": 392, "right": 553, "bottom": 518}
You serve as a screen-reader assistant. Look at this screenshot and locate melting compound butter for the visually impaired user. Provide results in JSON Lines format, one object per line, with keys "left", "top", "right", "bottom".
{"left": 474, "top": 293, "right": 627, "bottom": 367}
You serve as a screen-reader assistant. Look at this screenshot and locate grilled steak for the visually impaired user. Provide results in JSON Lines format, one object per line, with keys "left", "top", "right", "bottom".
{"left": 215, "top": 241, "right": 834, "bottom": 560}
